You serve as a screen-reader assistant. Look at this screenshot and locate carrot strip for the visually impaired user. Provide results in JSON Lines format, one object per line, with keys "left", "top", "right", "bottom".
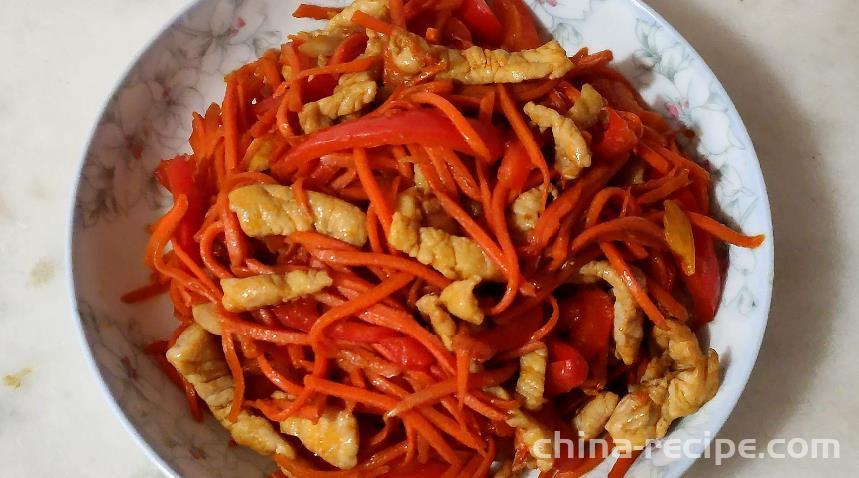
{"left": 292, "top": 4, "right": 342, "bottom": 20}
{"left": 568, "top": 49, "right": 614, "bottom": 77}
{"left": 637, "top": 170, "right": 691, "bottom": 204}
{"left": 289, "top": 230, "right": 360, "bottom": 251}
{"left": 366, "top": 206, "right": 386, "bottom": 254}
{"left": 635, "top": 144, "right": 671, "bottom": 174}
{"left": 496, "top": 84, "right": 551, "bottom": 204}
{"left": 145, "top": 195, "right": 189, "bottom": 269}
{"left": 351, "top": 11, "right": 395, "bottom": 35}
{"left": 221, "top": 331, "right": 245, "bottom": 422}
{"left": 478, "top": 90, "right": 496, "bottom": 123}
{"left": 309, "top": 273, "right": 413, "bottom": 342}
{"left": 297, "top": 55, "right": 382, "bottom": 79}
{"left": 455, "top": 345, "right": 471, "bottom": 408}
{"left": 587, "top": 187, "right": 632, "bottom": 227}
{"left": 354, "top": 148, "right": 394, "bottom": 235}
{"left": 416, "top": 162, "right": 509, "bottom": 276}
{"left": 172, "top": 241, "right": 221, "bottom": 299}
{"left": 257, "top": 353, "right": 305, "bottom": 395}
{"left": 222, "top": 76, "right": 241, "bottom": 174}
{"left": 428, "top": 147, "right": 459, "bottom": 197}
{"left": 307, "top": 377, "right": 461, "bottom": 465}
{"left": 316, "top": 292, "right": 455, "bottom": 374}
{"left": 309, "top": 248, "right": 451, "bottom": 289}
{"left": 649, "top": 280, "right": 688, "bottom": 321}
{"left": 330, "top": 32, "right": 370, "bottom": 65}
{"left": 217, "top": 308, "right": 311, "bottom": 346}
{"left": 410, "top": 92, "right": 492, "bottom": 162}
{"left": 601, "top": 242, "right": 668, "bottom": 329}
{"left": 686, "top": 211, "right": 765, "bottom": 248}
{"left": 387, "top": 365, "right": 515, "bottom": 417}
{"left": 530, "top": 296, "right": 559, "bottom": 341}
{"left": 530, "top": 155, "right": 629, "bottom": 254}
{"left": 475, "top": 437, "right": 496, "bottom": 477}
{"left": 647, "top": 142, "right": 711, "bottom": 209}
{"left": 570, "top": 217, "right": 666, "bottom": 253}
{"left": 487, "top": 183, "right": 520, "bottom": 313}
{"left": 276, "top": 89, "right": 296, "bottom": 137}
{"left": 372, "top": 373, "right": 485, "bottom": 452}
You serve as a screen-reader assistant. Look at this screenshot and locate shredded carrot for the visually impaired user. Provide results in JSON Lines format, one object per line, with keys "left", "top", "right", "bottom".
{"left": 426, "top": 146, "right": 481, "bottom": 201}
{"left": 637, "top": 170, "right": 691, "bottom": 204}
{"left": 387, "top": 365, "right": 515, "bottom": 417}
{"left": 292, "top": 3, "right": 342, "bottom": 20}
{"left": 687, "top": 211, "right": 766, "bottom": 248}
{"left": 649, "top": 280, "right": 689, "bottom": 321}
{"left": 530, "top": 296, "right": 559, "bottom": 341}
{"left": 257, "top": 352, "right": 304, "bottom": 395}
{"left": 297, "top": 55, "right": 382, "bottom": 79}
{"left": 136, "top": 16, "right": 768, "bottom": 475}
{"left": 311, "top": 248, "right": 451, "bottom": 289}
{"left": 478, "top": 90, "right": 495, "bottom": 123}
{"left": 222, "top": 76, "right": 241, "bottom": 175}
{"left": 220, "top": 331, "right": 245, "bottom": 422}
{"left": 416, "top": 162, "right": 509, "bottom": 276}
{"left": 571, "top": 216, "right": 666, "bottom": 253}
{"left": 496, "top": 84, "right": 551, "bottom": 204}
{"left": 351, "top": 11, "right": 395, "bottom": 35}
{"left": 308, "top": 377, "right": 461, "bottom": 464}
{"left": 455, "top": 344, "right": 471, "bottom": 408}
{"left": 487, "top": 182, "right": 521, "bottom": 313}
{"left": 310, "top": 273, "right": 413, "bottom": 342}
{"left": 601, "top": 242, "right": 668, "bottom": 329}
{"left": 410, "top": 92, "right": 492, "bottom": 162}
{"left": 354, "top": 147, "right": 394, "bottom": 235}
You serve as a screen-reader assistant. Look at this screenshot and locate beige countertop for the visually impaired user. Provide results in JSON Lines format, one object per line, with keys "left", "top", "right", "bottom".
{"left": 0, "top": 0, "right": 856, "bottom": 476}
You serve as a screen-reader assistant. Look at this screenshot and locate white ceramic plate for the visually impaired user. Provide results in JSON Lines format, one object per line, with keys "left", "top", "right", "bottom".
{"left": 67, "top": 0, "right": 774, "bottom": 476}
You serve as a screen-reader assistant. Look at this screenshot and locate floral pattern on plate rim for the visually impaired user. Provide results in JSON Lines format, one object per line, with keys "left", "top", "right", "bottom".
{"left": 68, "top": 1, "right": 774, "bottom": 477}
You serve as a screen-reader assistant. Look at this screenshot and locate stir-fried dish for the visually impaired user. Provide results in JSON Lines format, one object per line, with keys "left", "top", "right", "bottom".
{"left": 125, "top": 0, "right": 765, "bottom": 476}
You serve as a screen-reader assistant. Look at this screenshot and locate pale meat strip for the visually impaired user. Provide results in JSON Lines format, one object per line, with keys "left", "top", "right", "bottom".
{"left": 220, "top": 269, "right": 332, "bottom": 312}
{"left": 229, "top": 184, "right": 367, "bottom": 246}
{"left": 166, "top": 324, "right": 295, "bottom": 458}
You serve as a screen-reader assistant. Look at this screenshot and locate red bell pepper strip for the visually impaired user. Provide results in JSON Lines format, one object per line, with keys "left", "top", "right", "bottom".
{"left": 546, "top": 339, "right": 589, "bottom": 395}
{"left": 303, "top": 74, "right": 338, "bottom": 102}
{"left": 273, "top": 300, "right": 400, "bottom": 342}
{"left": 302, "top": 32, "right": 368, "bottom": 102}
{"left": 473, "top": 311, "right": 544, "bottom": 358}
{"left": 377, "top": 336, "right": 436, "bottom": 369}
{"left": 682, "top": 230, "right": 722, "bottom": 328}
{"left": 498, "top": 140, "right": 534, "bottom": 193}
{"left": 271, "top": 298, "right": 318, "bottom": 332}
{"left": 155, "top": 155, "right": 206, "bottom": 260}
{"left": 445, "top": 17, "right": 474, "bottom": 49}
{"left": 457, "top": 0, "right": 504, "bottom": 46}
{"left": 492, "top": 0, "right": 541, "bottom": 51}
{"left": 272, "top": 108, "right": 505, "bottom": 177}
{"left": 329, "top": 321, "right": 401, "bottom": 342}
{"left": 559, "top": 286, "right": 615, "bottom": 361}
{"left": 594, "top": 109, "right": 639, "bottom": 158}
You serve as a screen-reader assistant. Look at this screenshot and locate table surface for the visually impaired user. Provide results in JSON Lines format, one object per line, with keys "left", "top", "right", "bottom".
{"left": 1, "top": 0, "right": 856, "bottom": 476}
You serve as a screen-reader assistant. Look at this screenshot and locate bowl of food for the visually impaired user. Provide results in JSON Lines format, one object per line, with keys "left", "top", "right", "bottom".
{"left": 68, "top": 0, "right": 773, "bottom": 476}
